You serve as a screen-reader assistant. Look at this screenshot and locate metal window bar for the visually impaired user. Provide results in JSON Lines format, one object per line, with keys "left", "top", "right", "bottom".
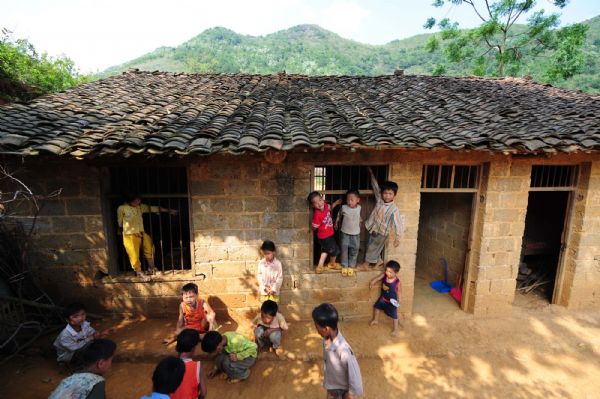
{"left": 530, "top": 165, "right": 578, "bottom": 190}
{"left": 108, "top": 167, "right": 191, "bottom": 273}
{"left": 421, "top": 165, "right": 480, "bottom": 192}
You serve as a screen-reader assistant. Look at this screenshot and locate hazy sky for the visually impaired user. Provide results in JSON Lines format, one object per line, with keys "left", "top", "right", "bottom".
{"left": 2, "top": 0, "right": 599, "bottom": 73}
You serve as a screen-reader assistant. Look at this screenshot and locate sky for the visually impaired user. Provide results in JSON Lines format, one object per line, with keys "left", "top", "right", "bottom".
{"left": 2, "top": 0, "right": 599, "bottom": 73}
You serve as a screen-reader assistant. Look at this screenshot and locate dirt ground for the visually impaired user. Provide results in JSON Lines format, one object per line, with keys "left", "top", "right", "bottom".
{"left": 2, "top": 288, "right": 600, "bottom": 399}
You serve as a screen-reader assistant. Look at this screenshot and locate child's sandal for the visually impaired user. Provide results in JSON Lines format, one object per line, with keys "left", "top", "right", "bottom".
{"left": 341, "top": 268, "right": 348, "bottom": 276}
{"left": 347, "top": 268, "right": 355, "bottom": 277}
{"left": 315, "top": 266, "right": 325, "bottom": 274}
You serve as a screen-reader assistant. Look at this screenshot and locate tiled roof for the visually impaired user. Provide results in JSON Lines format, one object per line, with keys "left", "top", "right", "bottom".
{"left": 1, "top": 70, "right": 599, "bottom": 157}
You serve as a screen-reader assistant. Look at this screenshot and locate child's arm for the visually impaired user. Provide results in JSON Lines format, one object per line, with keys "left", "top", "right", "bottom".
{"left": 392, "top": 210, "right": 404, "bottom": 248}
{"left": 311, "top": 208, "right": 322, "bottom": 231}
{"left": 202, "top": 300, "right": 217, "bottom": 331}
{"left": 369, "top": 273, "right": 385, "bottom": 289}
{"left": 368, "top": 167, "right": 382, "bottom": 204}
{"left": 117, "top": 206, "right": 124, "bottom": 234}
{"left": 273, "top": 260, "right": 283, "bottom": 294}
{"left": 257, "top": 261, "right": 267, "bottom": 295}
{"left": 335, "top": 206, "right": 343, "bottom": 230}
{"left": 197, "top": 361, "right": 207, "bottom": 399}
{"left": 342, "top": 349, "right": 364, "bottom": 397}
{"left": 397, "top": 279, "right": 402, "bottom": 301}
{"left": 331, "top": 198, "right": 342, "bottom": 209}
{"left": 174, "top": 303, "right": 185, "bottom": 334}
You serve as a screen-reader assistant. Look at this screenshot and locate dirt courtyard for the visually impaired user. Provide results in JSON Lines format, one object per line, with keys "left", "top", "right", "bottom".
{"left": 2, "top": 291, "right": 600, "bottom": 399}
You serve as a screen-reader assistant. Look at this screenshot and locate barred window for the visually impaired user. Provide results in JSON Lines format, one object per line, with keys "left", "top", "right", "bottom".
{"left": 421, "top": 165, "right": 479, "bottom": 191}
{"left": 530, "top": 165, "right": 578, "bottom": 190}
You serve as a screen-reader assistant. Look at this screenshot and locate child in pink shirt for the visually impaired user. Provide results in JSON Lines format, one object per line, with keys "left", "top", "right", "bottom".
{"left": 257, "top": 240, "right": 283, "bottom": 302}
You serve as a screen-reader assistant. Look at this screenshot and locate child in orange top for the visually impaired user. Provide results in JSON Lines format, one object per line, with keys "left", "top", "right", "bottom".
{"left": 163, "top": 283, "right": 217, "bottom": 345}
{"left": 170, "top": 329, "right": 207, "bottom": 399}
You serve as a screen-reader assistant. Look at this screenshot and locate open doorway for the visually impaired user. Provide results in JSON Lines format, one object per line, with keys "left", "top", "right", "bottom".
{"left": 414, "top": 164, "right": 479, "bottom": 315}
{"left": 516, "top": 165, "right": 577, "bottom": 307}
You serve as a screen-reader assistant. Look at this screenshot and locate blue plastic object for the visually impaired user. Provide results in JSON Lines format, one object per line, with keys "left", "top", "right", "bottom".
{"left": 430, "top": 257, "right": 452, "bottom": 293}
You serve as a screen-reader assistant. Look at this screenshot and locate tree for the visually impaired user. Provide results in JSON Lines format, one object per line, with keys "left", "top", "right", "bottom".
{"left": 424, "top": 0, "right": 588, "bottom": 79}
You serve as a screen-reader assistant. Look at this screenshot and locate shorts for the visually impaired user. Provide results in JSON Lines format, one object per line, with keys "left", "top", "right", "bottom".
{"left": 318, "top": 236, "right": 340, "bottom": 257}
{"left": 327, "top": 389, "right": 349, "bottom": 399}
{"left": 374, "top": 297, "right": 398, "bottom": 320}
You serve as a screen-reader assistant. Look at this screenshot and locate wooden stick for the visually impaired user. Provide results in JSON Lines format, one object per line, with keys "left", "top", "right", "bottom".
{"left": 0, "top": 294, "right": 103, "bottom": 319}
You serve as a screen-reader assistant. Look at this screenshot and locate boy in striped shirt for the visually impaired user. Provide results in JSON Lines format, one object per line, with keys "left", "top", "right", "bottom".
{"left": 360, "top": 167, "right": 404, "bottom": 270}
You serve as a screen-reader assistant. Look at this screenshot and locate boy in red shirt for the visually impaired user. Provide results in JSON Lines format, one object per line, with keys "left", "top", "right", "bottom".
{"left": 308, "top": 191, "right": 342, "bottom": 274}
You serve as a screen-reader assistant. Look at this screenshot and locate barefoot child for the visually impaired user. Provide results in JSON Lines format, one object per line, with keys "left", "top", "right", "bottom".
{"left": 201, "top": 331, "right": 258, "bottom": 383}
{"left": 312, "top": 303, "right": 363, "bottom": 399}
{"left": 369, "top": 260, "right": 401, "bottom": 336}
{"left": 53, "top": 303, "right": 111, "bottom": 366}
{"left": 335, "top": 189, "right": 362, "bottom": 277}
{"left": 163, "top": 283, "right": 217, "bottom": 345}
{"left": 252, "top": 300, "right": 288, "bottom": 357}
{"left": 49, "top": 339, "right": 116, "bottom": 399}
{"left": 308, "top": 191, "right": 342, "bottom": 274}
{"left": 257, "top": 240, "right": 283, "bottom": 302}
{"left": 170, "top": 329, "right": 207, "bottom": 399}
{"left": 360, "top": 168, "right": 404, "bottom": 270}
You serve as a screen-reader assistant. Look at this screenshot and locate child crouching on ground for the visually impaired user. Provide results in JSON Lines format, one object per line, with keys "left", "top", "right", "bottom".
{"left": 369, "top": 260, "right": 402, "bottom": 336}
{"left": 170, "top": 329, "right": 207, "bottom": 399}
{"left": 308, "top": 191, "right": 342, "bottom": 274}
{"left": 53, "top": 302, "right": 111, "bottom": 367}
{"left": 201, "top": 330, "right": 257, "bottom": 383}
{"left": 257, "top": 240, "right": 283, "bottom": 302}
{"left": 252, "top": 299, "right": 288, "bottom": 357}
{"left": 312, "top": 303, "right": 363, "bottom": 399}
{"left": 163, "top": 283, "right": 217, "bottom": 345}
{"left": 335, "top": 189, "right": 362, "bottom": 277}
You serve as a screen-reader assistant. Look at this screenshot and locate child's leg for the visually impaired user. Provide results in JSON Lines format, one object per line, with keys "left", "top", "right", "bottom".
{"left": 316, "top": 252, "right": 328, "bottom": 273}
{"left": 254, "top": 326, "right": 267, "bottom": 350}
{"left": 123, "top": 234, "right": 142, "bottom": 272}
{"left": 369, "top": 308, "right": 380, "bottom": 326}
{"left": 340, "top": 233, "right": 349, "bottom": 267}
{"left": 268, "top": 330, "right": 282, "bottom": 349}
{"left": 348, "top": 234, "right": 359, "bottom": 268}
{"left": 141, "top": 232, "right": 156, "bottom": 271}
{"left": 391, "top": 318, "right": 399, "bottom": 336}
{"left": 224, "top": 356, "right": 256, "bottom": 381}
{"left": 364, "top": 233, "right": 386, "bottom": 267}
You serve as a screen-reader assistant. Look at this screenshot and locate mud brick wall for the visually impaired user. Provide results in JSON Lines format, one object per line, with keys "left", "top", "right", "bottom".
{"left": 416, "top": 193, "right": 473, "bottom": 284}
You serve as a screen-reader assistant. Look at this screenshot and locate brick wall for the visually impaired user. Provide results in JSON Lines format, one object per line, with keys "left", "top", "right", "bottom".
{"left": 416, "top": 193, "right": 473, "bottom": 284}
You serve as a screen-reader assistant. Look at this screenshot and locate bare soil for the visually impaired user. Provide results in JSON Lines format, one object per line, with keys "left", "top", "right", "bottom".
{"left": 2, "top": 289, "right": 600, "bottom": 399}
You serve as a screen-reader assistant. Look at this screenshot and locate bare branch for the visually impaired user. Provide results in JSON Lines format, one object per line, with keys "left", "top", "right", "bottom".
{"left": 464, "top": 0, "right": 488, "bottom": 23}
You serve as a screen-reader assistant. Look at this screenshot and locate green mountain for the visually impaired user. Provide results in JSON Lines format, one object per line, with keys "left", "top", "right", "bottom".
{"left": 101, "top": 17, "right": 600, "bottom": 93}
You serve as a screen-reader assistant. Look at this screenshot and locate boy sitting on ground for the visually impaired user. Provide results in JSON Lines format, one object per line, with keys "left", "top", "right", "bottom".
{"left": 252, "top": 299, "right": 288, "bottom": 357}
{"left": 163, "top": 283, "right": 217, "bottom": 345}
{"left": 49, "top": 339, "right": 117, "bottom": 399}
{"left": 53, "top": 302, "right": 111, "bottom": 367}
{"left": 308, "top": 191, "right": 342, "bottom": 274}
{"left": 201, "top": 330, "right": 258, "bottom": 384}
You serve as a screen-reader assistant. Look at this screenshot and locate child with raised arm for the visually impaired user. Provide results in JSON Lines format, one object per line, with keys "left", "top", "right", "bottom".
{"left": 312, "top": 303, "right": 363, "bottom": 399}
{"left": 308, "top": 191, "right": 342, "bottom": 274}
{"left": 201, "top": 330, "right": 258, "bottom": 383}
{"left": 163, "top": 283, "right": 217, "bottom": 345}
{"left": 53, "top": 303, "right": 111, "bottom": 367}
{"left": 170, "top": 329, "right": 207, "bottom": 399}
{"left": 360, "top": 168, "right": 404, "bottom": 270}
{"left": 252, "top": 299, "right": 288, "bottom": 357}
{"left": 257, "top": 240, "right": 283, "bottom": 302}
{"left": 335, "top": 189, "right": 362, "bottom": 277}
{"left": 369, "top": 260, "right": 402, "bottom": 336}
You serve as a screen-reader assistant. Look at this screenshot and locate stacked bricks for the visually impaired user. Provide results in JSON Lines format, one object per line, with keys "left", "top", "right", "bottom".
{"left": 416, "top": 193, "right": 473, "bottom": 284}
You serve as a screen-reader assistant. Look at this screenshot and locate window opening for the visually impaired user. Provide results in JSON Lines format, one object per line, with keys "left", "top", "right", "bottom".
{"left": 421, "top": 165, "right": 479, "bottom": 191}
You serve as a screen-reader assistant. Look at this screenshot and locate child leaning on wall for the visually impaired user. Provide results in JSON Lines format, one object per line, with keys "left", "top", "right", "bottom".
{"left": 257, "top": 240, "right": 283, "bottom": 302}
{"left": 308, "top": 191, "right": 342, "bottom": 274}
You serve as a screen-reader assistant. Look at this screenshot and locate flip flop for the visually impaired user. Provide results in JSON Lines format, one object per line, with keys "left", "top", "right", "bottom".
{"left": 347, "top": 268, "right": 355, "bottom": 277}
{"left": 341, "top": 268, "right": 349, "bottom": 276}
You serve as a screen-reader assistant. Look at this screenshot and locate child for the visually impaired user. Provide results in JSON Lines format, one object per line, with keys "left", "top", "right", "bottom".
{"left": 53, "top": 302, "right": 111, "bottom": 366}
{"left": 201, "top": 330, "right": 257, "bottom": 383}
{"left": 252, "top": 299, "right": 288, "bottom": 357}
{"left": 312, "top": 303, "right": 363, "bottom": 399}
{"left": 49, "top": 339, "right": 116, "bottom": 399}
{"left": 163, "top": 283, "right": 217, "bottom": 345}
{"left": 170, "top": 329, "right": 207, "bottom": 399}
{"left": 308, "top": 191, "right": 342, "bottom": 274}
{"left": 335, "top": 189, "right": 362, "bottom": 277}
{"left": 360, "top": 168, "right": 404, "bottom": 270}
{"left": 141, "top": 357, "right": 186, "bottom": 399}
{"left": 117, "top": 193, "right": 178, "bottom": 281}
{"left": 369, "top": 260, "right": 402, "bottom": 336}
{"left": 257, "top": 240, "right": 283, "bottom": 302}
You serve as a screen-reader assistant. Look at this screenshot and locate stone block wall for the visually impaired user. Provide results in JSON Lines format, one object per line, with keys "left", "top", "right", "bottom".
{"left": 416, "top": 193, "right": 473, "bottom": 283}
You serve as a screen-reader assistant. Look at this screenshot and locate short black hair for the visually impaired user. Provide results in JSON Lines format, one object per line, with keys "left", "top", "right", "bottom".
{"left": 62, "top": 302, "right": 85, "bottom": 320}
{"left": 152, "top": 356, "right": 185, "bottom": 394}
{"left": 261, "top": 300, "right": 278, "bottom": 317}
{"left": 200, "top": 331, "right": 222, "bottom": 353}
{"left": 307, "top": 191, "right": 322, "bottom": 205}
{"left": 124, "top": 193, "right": 141, "bottom": 203}
{"left": 380, "top": 180, "right": 398, "bottom": 195}
{"left": 312, "top": 303, "right": 338, "bottom": 330}
{"left": 181, "top": 283, "right": 198, "bottom": 295}
{"left": 346, "top": 189, "right": 360, "bottom": 198}
{"left": 386, "top": 260, "right": 401, "bottom": 273}
{"left": 176, "top": 329, "right": 200, "bottom": 353}
{"left": 261, "top": 240, "right": 276, "bottom": 252}
{"left": 82, "top": 339, "right": 117, "bottom": 367}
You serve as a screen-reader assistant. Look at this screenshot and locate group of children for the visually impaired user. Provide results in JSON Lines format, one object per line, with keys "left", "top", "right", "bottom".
{"left": 49, "top": 168, "right": 405, "bottom": 398}
{"left": 309, "top": 167, "right": 404, "bottom": 275}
